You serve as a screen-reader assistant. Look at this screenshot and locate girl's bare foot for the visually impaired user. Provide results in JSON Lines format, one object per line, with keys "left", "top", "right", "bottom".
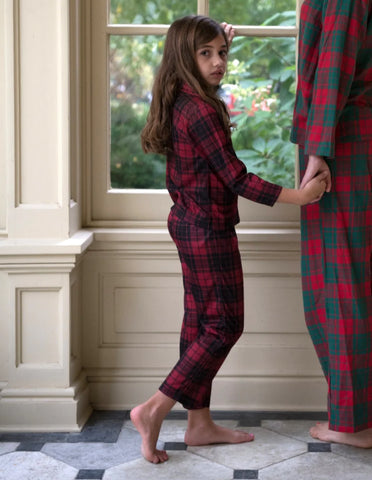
{"left": 310, "top": 422, "right": 372, "bottom": 448}
{"left": 185, "top": 422, "right": 254, "bottom": 446}
{"left": 184, "top": 407, "right": 254, "bottom": 446}
{"left": 130, "top": 391, "right": 176, "bottom": 463}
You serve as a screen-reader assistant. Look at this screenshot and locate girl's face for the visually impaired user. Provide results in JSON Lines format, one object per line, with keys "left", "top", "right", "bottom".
{"left": 195, "top": 34, "right": 228, "bottom": 87}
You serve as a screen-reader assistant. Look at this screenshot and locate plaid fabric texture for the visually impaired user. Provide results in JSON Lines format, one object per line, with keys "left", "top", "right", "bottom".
{"left": 160, "top": 210, "right": 244, "bottom": 409}
{"left": 291, "top": 0, "right": 372, "bottom": 157}
{"left": 161, "top": 83, "right": 283, "bottom": 409}
{"left": 292, "top": 0, "right": 372, "bottom": 432}
{"left": 300, "top": 144, "right": 372, "bottom": 432}
{"left": 167, "top": 83, "right": 281, "bottom": 232}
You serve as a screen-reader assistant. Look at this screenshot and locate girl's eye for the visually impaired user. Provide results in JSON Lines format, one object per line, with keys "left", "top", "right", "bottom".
{"left": 219, "top": 50, "right": 227, "bottom": 58}
{"left": 200, "top": 50, "right": 210, "bottom": 56}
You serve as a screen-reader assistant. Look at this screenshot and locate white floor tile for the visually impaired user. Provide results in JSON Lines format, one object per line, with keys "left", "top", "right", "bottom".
{"left": 0, "top": 452, "right": 77, "bottom": 480}
{"left": 0, "top": 443, "right": 19, "bottom": 456}
{"left": 187, "top": 426, "right": 307, "bottom": 470}
{"left": 259, "top": 451, "right": 372, "bottom": 480}
{"left": 43, "top": 442, "right": 135, "bottom": 469}
{"left": 103, "top": 452, "right": 233, "bottom": 480}
{"left": 331, "top": 443, "right": 372, "bottom": 467}
{"left": 261, "top": 419, "right": 325, "bottom": 443}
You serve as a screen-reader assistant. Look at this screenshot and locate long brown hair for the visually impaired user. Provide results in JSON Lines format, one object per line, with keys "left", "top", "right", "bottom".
{"left": 141, "top": 15, "right": 232, "bottom": 155}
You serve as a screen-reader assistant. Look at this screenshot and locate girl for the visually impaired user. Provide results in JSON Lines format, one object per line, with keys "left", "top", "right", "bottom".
{"left": 131, "top": 15, "right": 327, "bottom": 464}
{"left": 291, "top": 0, "right": 372, "bottom": 447}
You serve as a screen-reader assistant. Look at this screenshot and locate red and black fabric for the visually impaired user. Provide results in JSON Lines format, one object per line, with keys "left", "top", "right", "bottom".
{"left": 167, "top": 83, "right": 282, "bottom": 233}
{"left": 160, "top": 82, "right": 281, "bottom": 409}
{"left": 160, "top": 210, "right": 244, "bottom": 409}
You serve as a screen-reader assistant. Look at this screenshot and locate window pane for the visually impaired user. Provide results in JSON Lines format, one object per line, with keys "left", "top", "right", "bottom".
{"left": 210, "top": 1, "right": 296, "bottom": 26}
{"left": 224, "top": 34, "right": 296, "bottom": 188}
{"left": 109, "top": 0, "right": 197, "bottom": 24}
{"left": 110, "top": 35, "right": 166, "bottom": 189}
{"left": 110, "top": 26, "right": 297, "bottom": 189}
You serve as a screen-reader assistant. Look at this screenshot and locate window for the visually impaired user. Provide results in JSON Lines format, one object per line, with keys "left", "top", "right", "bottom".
{"left": 86, "top": 1, "right": 301, "bottom": 227}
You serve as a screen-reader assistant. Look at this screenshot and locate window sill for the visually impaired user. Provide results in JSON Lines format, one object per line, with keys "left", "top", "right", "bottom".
{"left": 87, "top": 223, "right": 301, "bottom": 253}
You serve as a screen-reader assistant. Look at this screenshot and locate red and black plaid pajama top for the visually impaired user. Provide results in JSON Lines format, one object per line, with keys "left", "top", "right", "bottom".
{"left": 291, "top": 0, "right": 372, "bottom": 432}
{"left": 159, "top": 83, "right": 281, "bottom": 409}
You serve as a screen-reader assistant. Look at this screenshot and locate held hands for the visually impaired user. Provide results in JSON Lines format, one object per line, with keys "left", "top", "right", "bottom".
{"left": 299, "top": 170, "right": 328, "bottom": 205}
{"left": 300, "top": 155, "right": 332, "bottom": 192}
{"left": 277, "top": 155, "right": 330, "bottom": 205}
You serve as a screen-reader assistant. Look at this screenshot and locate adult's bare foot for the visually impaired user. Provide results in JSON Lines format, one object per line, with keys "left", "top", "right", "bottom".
{"left": 310, "top": 422, "right": 372, "bottom": 448}
{"left": 185, "top": 422, "right": 254, "bottom": 446}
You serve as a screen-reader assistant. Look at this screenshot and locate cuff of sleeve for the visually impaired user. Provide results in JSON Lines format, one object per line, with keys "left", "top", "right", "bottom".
{"left": 304, "top": 141, "right": 334, "bottom": 158}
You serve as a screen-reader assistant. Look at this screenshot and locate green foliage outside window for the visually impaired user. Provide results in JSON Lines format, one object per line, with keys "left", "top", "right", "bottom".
{"left": 226, "top": 12, "right": 296, "bottom": 188}
{"left": 110, "top": 34, "right": 166, "bottom": 189}
{"left": 110, "top": 4, "right": 297, "bottom": 189}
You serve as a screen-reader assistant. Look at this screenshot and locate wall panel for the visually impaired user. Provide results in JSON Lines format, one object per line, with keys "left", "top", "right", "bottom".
{"left": 82, "top": 232, "right": 327, "bottom": 411}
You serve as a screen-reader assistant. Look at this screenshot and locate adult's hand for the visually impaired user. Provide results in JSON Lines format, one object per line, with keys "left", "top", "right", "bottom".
{"left": 300, "top": 155, "right": 332, "bottom": 192}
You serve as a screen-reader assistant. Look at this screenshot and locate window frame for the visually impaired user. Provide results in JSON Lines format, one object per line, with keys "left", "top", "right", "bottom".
{"left": 84, "top": 0, "right": 302, "bottom": 229}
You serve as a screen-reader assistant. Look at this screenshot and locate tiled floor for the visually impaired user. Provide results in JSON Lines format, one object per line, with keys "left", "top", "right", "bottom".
{"left": 0, "top": 410, "right": 371, "bottom": 480}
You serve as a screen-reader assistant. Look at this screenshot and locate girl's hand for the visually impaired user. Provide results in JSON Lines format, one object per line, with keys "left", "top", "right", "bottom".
{"left": 221, "top": 22, "right": 235, "bottom": 47}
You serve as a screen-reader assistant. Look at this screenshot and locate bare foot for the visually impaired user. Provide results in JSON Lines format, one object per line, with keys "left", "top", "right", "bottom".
{"left": 185, "top": 419, "right": 254, "bottom": 446}
{"left": 130, "top": 404, "right": 168, "bottom": 463}
{"left": 185, "top": 408, "right": 254, "bottom": 446}
{"left": 310, "top": 422, "right": 372, "bottom": 448}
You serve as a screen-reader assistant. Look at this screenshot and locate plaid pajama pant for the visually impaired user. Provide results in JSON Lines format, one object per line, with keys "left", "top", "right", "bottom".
{"left": 300, "top": 141, "right": 372, "bottom": 432}
{"left": 159, "top": 209, "right": 244, "bottom": 409}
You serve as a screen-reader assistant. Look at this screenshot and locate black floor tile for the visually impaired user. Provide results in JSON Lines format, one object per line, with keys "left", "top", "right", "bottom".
{"left": 16, "top": 442, "right": 45, "bottom": 451}
{"left": 76, "top": 470, "right": 105, "bottom": 479}
{"left": 308, "top": 442, "right": 332, "bottom": 452}
{"left": 0, "top": 411, "right": 127, "bottom": 444}
{"left": 67, "top": 410, "right": 127, "bottom": 443}
{"left": 0, "top": 432, "right": 68, "bottom": 443}
{"left": 163, "top": 441, "right": 187, "bottom": 450}
{"left": 234, "top": 470, "right": 259, "bottom": 479}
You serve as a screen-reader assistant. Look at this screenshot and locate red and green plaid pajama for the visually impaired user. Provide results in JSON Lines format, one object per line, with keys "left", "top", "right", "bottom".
{"left": 292, "top": 0, "right": 372, "bottom": 432}
{"left": 300, "top": 144, "right": 372, "bottom": 432}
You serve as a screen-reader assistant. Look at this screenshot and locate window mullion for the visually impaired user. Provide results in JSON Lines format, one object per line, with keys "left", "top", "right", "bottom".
{"left": 106, "top": 24, "right": 168, "bottom": 35}
{"left": 233, "top": 26, "right": 297, "bottom": 37}
{"left": 106, "top": 25, "right": 298, "bottom": 37}
{"left": 197, "top": 0, "right": 208, "bottom": 16}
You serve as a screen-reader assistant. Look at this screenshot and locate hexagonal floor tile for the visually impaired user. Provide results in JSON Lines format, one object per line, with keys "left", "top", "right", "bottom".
{"left": 187, "top": 426, "right": 307, "bottom": 470}
{"left": 0, "top": 443, "right": 19, "bottom": 456}
{"left": 261, "top": 419, "right": 325, "bottom": 443}
{"left": 259, "top": 451, "right": 372, "bottom": 480}
{"left": 0, "top": 452, "right": 77, "bottom": 480}
{"left": 42, "top": 440, "right": 139, "bottom": 470}
{"left": 103, "top": 451, "right": 233, "bottom": 480}
{"left": 331, "top": 443, "right": 372, "bottom": 468}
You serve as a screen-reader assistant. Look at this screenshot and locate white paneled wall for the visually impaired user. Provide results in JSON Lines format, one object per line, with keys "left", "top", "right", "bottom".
{"left": 0, "top": 0, "right": 91, "bottom": 431}
{"left": 82, "top": 230, "right": 327, "bottom": 411}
